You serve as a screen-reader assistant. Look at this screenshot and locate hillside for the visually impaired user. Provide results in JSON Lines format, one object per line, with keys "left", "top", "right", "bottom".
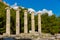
{"left": 0, "top": 2, "right": 60, "bottom": 35}
{"left": 0, "top": 2, "right": 7, "bottom": 16}
{"left": 0, "top": 2, "right": 8, "bottom": 34}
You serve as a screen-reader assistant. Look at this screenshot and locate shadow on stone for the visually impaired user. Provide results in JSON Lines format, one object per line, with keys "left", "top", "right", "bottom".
{"left": 18, "top": 38, "right": 32, "bottom": 40}
{"left": 3, "top": 37, "right": 15, "bottom": 40}
{"left": 2, "top": 38, "right": 32, "bottom": 40}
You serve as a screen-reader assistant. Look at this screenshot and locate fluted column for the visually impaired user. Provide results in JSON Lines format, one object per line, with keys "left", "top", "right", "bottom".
{"left": 6, "top": 7, "right": 10, "bottom": 35}
{"left": 24, "top": 10, "right": 28, "bottom": 33}
{"left": 16, "top": 8, "right": 20, "bottom": 35}
{"left": 38, "top": 13, "right": 41, "bottom": 34}
{"left": 31, "top": 12, "right": 35, "bottom": 33}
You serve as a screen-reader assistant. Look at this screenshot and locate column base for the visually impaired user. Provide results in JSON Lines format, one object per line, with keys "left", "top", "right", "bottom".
{"left": 15, "top": 34, "right": 20, "bottom": 39}
{"left": 3, "top": 33, "right": 10, "bottom": 37}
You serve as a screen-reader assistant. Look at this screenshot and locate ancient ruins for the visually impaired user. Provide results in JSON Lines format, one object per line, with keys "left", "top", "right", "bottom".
{"left": 0, "top": 7, "right": 60, "bottom": 40}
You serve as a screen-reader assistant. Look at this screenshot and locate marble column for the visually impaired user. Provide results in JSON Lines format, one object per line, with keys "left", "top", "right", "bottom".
{"left": 38, "top": 13, "right": 41, "bottom": 34}
{"left": 31, "top": 12, "right": 35, "bottom": 33}
{"left": 24, "top": 10, "right": 28, "bottom": 33}
{"left": 16, "top": 8, "right": 20, "bottom": 35}
{"left": 6, "top": 7, "right": 10, "bottom": 35}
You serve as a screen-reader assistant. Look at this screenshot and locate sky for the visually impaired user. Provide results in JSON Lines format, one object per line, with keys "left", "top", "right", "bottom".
{"left": 3, "top": 0, "right": 60, "bottom": 16}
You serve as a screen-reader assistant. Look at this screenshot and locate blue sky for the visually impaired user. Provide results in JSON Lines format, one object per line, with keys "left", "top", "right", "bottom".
{"left": 3, "top": 0, "right": 60, "bottom": 16}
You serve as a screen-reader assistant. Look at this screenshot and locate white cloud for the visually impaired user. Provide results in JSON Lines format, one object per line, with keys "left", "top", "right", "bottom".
{"left": 41, "top": 9, "right": 53, "bottom": 16}
{"left": 10, "top": 3, "right": 53, "bottom": 16}
{"left": 48, "top": 10, "right": 53, "bottom": 16}
{"left": 28, "top": 8, "right": 53, "bottom": 16}
{"left": 37, "top": 9, "right": 53, "bottom": 16}
{"left": 28, "top": 8, "right": 36, "bottom": 13}
{"left": 10, "top": 3, "right": 19, "bottom": 10}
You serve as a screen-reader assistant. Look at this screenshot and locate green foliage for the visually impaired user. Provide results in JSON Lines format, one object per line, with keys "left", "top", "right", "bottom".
{"left": 41, "top": 13, "right": 60, "bottom": 35}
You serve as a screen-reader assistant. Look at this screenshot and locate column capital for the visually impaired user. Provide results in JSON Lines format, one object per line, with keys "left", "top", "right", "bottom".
{"left": 5, "top": 7, "right": 11, "bottom": 10}
{"left": 37, "top": 11, "right": 41, "bottom": 14}
{"left": 24, "top": 10, "right": 28, "bottom": 13}
{"left": 31, "top": 11, "right": 35, "bottom": 14}
{"left": 37, "top": 13, "right": 41, "bottom": 16}
{"left": 37, "top": 12, "right": 41, "bottom": 14}
{"left": 16, "top": 8, "right": 21, "bottom": 11}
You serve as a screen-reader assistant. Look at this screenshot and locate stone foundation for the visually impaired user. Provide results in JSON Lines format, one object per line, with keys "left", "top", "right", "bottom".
{"left": 1, "top": 33, "right": 60, "bottom": 40}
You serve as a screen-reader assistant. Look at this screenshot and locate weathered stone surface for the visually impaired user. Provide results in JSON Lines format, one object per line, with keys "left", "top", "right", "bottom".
{"left": 24, "top": 10, "right": 28, "bottom": 33}
{"left": 1, "top": 33, "right": 60, "bottom": 40}
{"left": 3, "top": 33, "right": 11, "bottom": 38}
{"left": 31, "top": 12, "right": 35, "bottom": 33}
{"left": 38, "top": 13, "right": 41, "bottom": 34}
{"left": 6, "top": 7, "right": 10, "bottom": 35}
{"left": 16, "top": 8, "right": 20, "bottom": 35}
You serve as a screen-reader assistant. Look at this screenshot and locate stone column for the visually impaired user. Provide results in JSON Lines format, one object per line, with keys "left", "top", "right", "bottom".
{"left": 6, "top": 7, "right": 10, "bottom": 35}
{"left": 16, "top": 8, "right": 20, "bottom": 35}
{"left": 38, "top": 13, "right": 41, "bottom": 34}
{"left": 24, "top": 10, "right": 28, "bottom": 33}
{"left": 31, "top": 12, "right": 35, "bottom": 33}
